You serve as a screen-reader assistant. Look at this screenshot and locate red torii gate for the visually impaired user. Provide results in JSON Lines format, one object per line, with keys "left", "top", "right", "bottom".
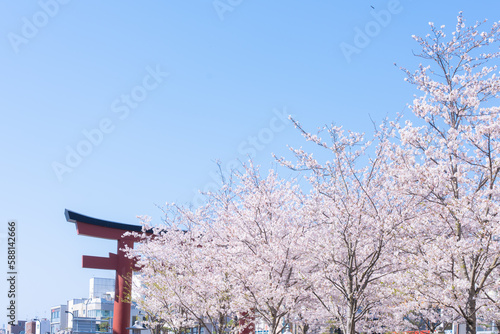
{"left": 65, "top": 209, "right": 151, "bottom": 334}
{"left": 66, "top": 209, "right": 255, "bottom": 334}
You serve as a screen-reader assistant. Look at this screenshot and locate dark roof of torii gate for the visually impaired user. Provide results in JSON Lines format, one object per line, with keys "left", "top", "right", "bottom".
{"left": 65, "top": 209, "right": 144, "bottom": 232}
{"left": 65, "top": 209, "right": 155, "bottom": 241}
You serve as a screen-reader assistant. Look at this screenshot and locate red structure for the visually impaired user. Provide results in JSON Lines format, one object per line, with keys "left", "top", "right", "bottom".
{"left": 238, "top": 312, "right": 255, "bottom": 334}
{"left": 66, "top": 210, "right": 151, "bottom": 334}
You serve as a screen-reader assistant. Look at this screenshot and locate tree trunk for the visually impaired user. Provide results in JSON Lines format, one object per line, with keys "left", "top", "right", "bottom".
{"left": 465, "top": 295, "right": 476, "bottom": 334}
{"left": 346, "top": 302, "right": 356, "bottom": 334}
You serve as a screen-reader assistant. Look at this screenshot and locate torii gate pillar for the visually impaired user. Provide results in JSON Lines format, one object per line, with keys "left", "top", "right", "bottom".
{"left": 65, "top": 210, "right": 150, "bottom": 334}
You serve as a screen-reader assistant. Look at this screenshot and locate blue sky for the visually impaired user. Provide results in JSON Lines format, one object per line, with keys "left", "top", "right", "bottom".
{"left": 0, "top": 0, "right": 498, "bottom": 326}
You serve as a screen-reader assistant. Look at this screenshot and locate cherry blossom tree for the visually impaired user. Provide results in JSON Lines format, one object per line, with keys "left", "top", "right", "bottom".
{"left": 199, "top": 165, "right": 314, "bottom": 334}
{"left": 390, "top": 13, "right": 500, "bottom": 334}
{"left": 277, "top": 120, "right": 413, "bottom": 334}
{"left": 128, "top": 213, "right": 240, "bottom": 334}
{"left": 129, "top": 165, "right": 313, "bottom": 334}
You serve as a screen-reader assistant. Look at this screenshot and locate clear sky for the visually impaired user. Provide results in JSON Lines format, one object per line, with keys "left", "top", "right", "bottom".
{"left": 0, "top": 0, "right": 498, "bottom": 327}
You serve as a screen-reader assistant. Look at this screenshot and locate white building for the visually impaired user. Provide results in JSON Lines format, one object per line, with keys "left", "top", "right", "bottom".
{"left": 56, "top": 278, "right": 147, "bottom": 334}
{"left": 67, "top": 297, "right": 113, "bottom": 334}
{"left": 50, "top": 305, "right": 68, "bottom": 334}
{"left": 89, "top": 278, "right": 115, "bottom": 300}
{"left": 35, "top": 319, "right": 50, "bottom": 334}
